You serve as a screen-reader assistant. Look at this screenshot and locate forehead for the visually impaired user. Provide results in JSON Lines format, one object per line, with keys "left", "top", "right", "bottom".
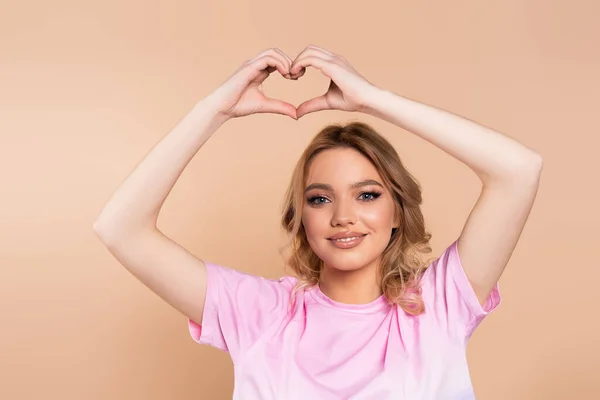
{"left": 305, "top": 148, "right": 382, "bottom": 185}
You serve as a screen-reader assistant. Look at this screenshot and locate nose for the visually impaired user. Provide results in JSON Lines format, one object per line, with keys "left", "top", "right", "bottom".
{"left": 330, "top": 198, "right": 357, "bottom": 227}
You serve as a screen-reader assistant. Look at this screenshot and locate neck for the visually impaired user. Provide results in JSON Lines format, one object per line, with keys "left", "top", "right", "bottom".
{"left": 318, "top": 259, "right": 383, "bottom": 304}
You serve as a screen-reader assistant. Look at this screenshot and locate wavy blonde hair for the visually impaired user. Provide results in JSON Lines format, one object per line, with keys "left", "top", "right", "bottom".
{"left": 280, "top": 121, "right": 436, "bottom": 315}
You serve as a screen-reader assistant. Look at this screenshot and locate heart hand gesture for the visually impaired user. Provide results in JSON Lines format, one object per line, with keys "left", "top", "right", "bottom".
{"left": 289, "top": 45, "right": 379, "bottom": 118}
{"left": 208, "top": 48, "right": 298, "bottom": 120}
{"left": 207, "top": 46, "right": 378, "bottom": 121}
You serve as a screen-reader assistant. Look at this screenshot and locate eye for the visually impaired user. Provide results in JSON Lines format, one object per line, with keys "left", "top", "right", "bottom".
{"left": 359, "top": 191, "right": 382, "bottom": 201}
{"left": 307, "top": 195, "right": 330, "bottom": 206}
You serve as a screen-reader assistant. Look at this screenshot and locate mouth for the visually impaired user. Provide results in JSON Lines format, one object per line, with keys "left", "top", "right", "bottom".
{"left": 327, "top": 234, "right": 367, "bottom": 249}
{"left": 328, "top": 234, "right": 366, "bottom": 243}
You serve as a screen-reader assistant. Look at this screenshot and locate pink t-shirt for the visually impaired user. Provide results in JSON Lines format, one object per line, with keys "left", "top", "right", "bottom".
{"left": 188, "top": 239, "right": 501, "bottom": 399}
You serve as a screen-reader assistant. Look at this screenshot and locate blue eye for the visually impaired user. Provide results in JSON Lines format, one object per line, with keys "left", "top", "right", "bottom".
{"left": 307, "top": 196, "right": 329, "bottom": 205}
{"left": 307, "top": 191, "right": 382, "bottom": 206}
{"left": 359, "top": 191, "right": 382, "bottom": 201}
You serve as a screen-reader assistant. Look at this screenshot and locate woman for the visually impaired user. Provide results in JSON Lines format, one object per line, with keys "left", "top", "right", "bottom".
{"left": 93, "top": 46, "right": 543, "bottom": 399}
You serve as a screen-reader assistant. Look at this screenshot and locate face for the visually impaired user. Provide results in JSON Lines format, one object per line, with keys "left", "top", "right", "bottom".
{"left": 301, "top": 148, "right": 398, "bottom": 274}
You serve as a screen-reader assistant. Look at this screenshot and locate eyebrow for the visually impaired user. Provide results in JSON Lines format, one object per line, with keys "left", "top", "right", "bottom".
{"left": 304, "top": 179, "right": 384, "bottom": 194}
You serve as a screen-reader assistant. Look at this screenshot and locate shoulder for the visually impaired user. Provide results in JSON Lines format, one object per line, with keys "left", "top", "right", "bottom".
{"left": 418, "top": 239, "right": 460, "bottom": 286}
{"left": 206, "top": 261, "right": 298, "bottom": 286}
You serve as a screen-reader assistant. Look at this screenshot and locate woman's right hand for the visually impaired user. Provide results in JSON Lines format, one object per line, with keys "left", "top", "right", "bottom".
{"left": 207, "top": 48, "right": 297, "bottom": 120}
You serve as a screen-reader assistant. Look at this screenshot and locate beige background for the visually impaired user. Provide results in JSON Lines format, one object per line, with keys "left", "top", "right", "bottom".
{"left": 1, "top": 0, "right": 599, "bottom": 399}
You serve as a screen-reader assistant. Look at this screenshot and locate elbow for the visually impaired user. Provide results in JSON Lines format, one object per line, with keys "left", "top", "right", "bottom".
{"left": 93, "top": 216, "right": 118, "bottom": 236}
{"left": 93, "top": 218, "right": 156, "bottom": 245}
{"left": 527, "top": 152, "right": 544, "bottom": 171}
{"left": 92, "top": 219, "right": 108, "bottom": 233}
{"left": 93, "top": 220, "right": 119, "bottom": 245}
{"left": 522, "top": 152, "right": 544, "bottom": 180}
{"left": 93, "top": 218, "right": 129, "bottom": 244}
{"left": 514, "top": 152, "right": 544, "bottom": 184}
{"left": 482, "top": 152, "right": 543, "bottom": 186}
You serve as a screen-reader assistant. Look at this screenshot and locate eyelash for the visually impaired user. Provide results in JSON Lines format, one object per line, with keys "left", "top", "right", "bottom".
{"left": 306, "top": 191, "right": 383, "bottom": 206}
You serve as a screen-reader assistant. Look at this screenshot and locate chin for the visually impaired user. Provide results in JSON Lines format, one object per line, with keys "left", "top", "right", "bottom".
{"left": 326, "top": 263, "right": 364, "bottom": 273}
{"left": 320, "top": 253, "right": 375, "bottom": 272}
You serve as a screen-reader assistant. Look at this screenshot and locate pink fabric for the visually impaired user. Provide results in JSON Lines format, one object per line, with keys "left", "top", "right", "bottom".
{"left": 188, "top": 240, "right": 501, "bottom": 399}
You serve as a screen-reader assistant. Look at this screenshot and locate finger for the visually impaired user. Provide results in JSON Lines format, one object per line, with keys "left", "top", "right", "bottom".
{"left": 296, "top": 95, "right": 329, "bottom": 118}
{"left": 251, "top": 48, "right": 289, "bottom": 64}
{"left": 296, "top": 45, "right": 334, "bottom": 60}
{"left": 306, "top": 44, "right": 335, "bottom": 56}
{"left": 290, "top": 47, "right": 328, "bottom": 79}
{"left": 290, "top": 55, "right": 332, "bottom": 77}
{"left": 259, "top": 98, "right": 298, "bottom": 119}
{"left": 291, "top": 67, "right": 306, "bottom": 80}
{"left": 291, "top": 48, "right": 330, "bottom": 71}
{"left": 250, "top": 49, "right": 291, "bottom": 77}
{"left": 247, "top": 55, "right": 289, "bottom": 81}
{"left": 291, "top": 46, "right": 345, "bottom": 79}
{"left": 273, "top": 48, "right": 293, "bottom": 76}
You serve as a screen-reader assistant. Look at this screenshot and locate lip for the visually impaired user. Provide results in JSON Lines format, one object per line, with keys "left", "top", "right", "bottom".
{"left": 328, "top": 231, "right": 367, "bottom": 240}
{"left": 328, "top": 233, "right": 367, "bottom": 249}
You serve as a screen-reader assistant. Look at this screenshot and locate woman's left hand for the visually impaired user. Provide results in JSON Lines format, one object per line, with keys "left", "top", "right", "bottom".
{"left": 289, "top": 45, "right": 379, "bottom": 118}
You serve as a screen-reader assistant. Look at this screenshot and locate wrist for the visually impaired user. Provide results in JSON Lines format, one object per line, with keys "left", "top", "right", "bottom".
{"left": 194, "top": 96, "right": 231, "bottom": 127}
{"left": 359, "top": 85, "right": 389, "bottom": 115}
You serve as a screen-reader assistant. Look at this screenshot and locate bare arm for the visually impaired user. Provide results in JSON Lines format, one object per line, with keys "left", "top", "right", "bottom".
{"left": 93, "top": 102, "right": 225, "bottom": 324}
{"left": 94, "top": 101, "right": 227, "bottom": 234}
{"left": 93, "top": 48, "right": 296, "bottom": 323}
{"left": 290, "top": 45, "right": 543, "bottom": 306}
{"left": 363, "top": 89, "right": 543, "bottom": 306}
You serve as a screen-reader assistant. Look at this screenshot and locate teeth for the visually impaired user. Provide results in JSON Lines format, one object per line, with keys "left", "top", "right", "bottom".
{"left": 334, "top": 236, "right": 361, "bottom": 242}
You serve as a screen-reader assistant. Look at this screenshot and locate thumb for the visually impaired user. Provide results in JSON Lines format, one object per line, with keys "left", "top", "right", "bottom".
{"left": 259, "top": 97, "right": 298, "bottom": 119}
{"left": 296, "top": 95, "right": 329, "bottom": 118}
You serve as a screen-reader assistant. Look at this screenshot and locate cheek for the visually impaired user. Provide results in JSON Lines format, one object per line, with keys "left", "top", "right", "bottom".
{"left": 361, "top": 204, "right": 396, "bottom": 229}
{"left": 302, "top": 207, "right": 324, "bottom": 237}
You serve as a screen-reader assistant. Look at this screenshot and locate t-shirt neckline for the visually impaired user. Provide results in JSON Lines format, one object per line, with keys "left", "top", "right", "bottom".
{"left": 310, "top": 284, "right": 390, "bottom": 313}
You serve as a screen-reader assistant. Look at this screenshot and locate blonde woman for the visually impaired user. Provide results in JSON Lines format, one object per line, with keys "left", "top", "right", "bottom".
{"left": 94, "top": 45, "right": 543, "bottom": 399}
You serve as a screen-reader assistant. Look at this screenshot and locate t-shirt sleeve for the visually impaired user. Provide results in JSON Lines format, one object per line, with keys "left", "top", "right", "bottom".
{"left": 188, "top": 262, "right": 293, "bottom": 362}
{"left": 420, "top": 239, "right": 501, "bottom": 339}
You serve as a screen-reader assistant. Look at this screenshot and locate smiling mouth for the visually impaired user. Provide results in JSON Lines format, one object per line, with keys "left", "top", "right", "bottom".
{"left": 329, "top": 235, "right": 366, "bottom": 243}
{"left": 327, "top": 234, "right": 368, "bottom": 249}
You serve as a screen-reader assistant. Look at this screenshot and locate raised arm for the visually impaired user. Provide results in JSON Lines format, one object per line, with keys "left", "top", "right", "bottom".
{"left": 360, "top": 90, "right": 542, "bottom": 306}
{"left": 290, "top": 45, "right": 543, "bottom": 306}
{"left": 93, "top": 48, "right": 296, "bottom": 324}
